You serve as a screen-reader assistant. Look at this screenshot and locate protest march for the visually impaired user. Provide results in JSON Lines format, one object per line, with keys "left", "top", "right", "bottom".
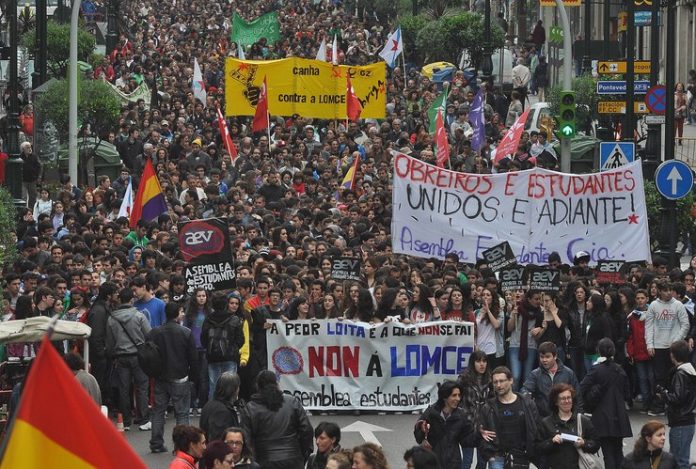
{"left": 1, "top": 0, "right": 695, "bottom": 467}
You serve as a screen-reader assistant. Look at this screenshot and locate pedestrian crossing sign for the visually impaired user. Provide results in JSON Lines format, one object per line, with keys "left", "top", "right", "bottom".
{"left": 599, "top": 142, "right": 635, "bottom": 171}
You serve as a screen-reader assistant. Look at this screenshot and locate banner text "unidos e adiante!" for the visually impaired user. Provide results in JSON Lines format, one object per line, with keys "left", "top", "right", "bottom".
{"left": 225, "top": 58, "right": 386, "bottom": 119}
{"left": 391, "top": 152, "right": 651, "bottom": 265}
{"left": 267, "top": 319, "right": 474, "bottom": 411}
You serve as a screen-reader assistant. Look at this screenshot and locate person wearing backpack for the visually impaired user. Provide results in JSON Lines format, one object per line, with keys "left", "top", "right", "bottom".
{"left": 202, "top": 293, "right": 245, "bottom": 400}
{"left": 148, "top": 301, "right": 199, "bottom": 454}
{"left": 105, "top": 287, "right": 152, "bottom": 432}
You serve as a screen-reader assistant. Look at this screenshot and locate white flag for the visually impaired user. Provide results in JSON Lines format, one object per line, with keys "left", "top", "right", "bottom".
{"left": 379, "top": 26, "right": 403, "bottom": 68}
{"left": 118, "top": 177, "right": 133, "bottom": 220}
{"left": 238, "top": 43, "right": 246, "bottom": 60}
{"left": 192, "top": 57, "right": 207, "bottom": 107}
{"left": 332, "top": 35, "right": 338, "bottom": 65}
{"left": 316, "top": 38, "right": 327, "bottom": 62}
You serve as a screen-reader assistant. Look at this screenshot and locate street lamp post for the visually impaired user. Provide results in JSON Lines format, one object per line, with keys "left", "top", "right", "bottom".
{"left": 6, "top": 0, "right": 24, "bottom": 206}
{"left": 105, "top": 0, "right": 119, "bottom": 54}
{"left": 582, "top": 0, "right": 591, "bottom": 73}
{"left": 31, "top": 0, "right": 47, "bottom": 89}
{"left": 481, "top": 0, "right": 494, "bottom": 82}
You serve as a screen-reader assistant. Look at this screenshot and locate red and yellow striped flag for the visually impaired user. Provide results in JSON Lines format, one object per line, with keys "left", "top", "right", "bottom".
{"left": 0, "top": 336, "right": 146, "bottom": 468}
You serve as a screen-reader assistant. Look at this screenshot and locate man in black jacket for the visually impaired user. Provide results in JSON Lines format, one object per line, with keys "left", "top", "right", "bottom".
{"left": 87, "top": 281, "right": 119, "bottom": 408}
{"left": 479, "top": 366, "right": 540, "bottom": 469}
{"left": 147, "top": 301, "right": 199, "bottom": 453}
{"left": 657, "top": 340, "right": 696, "bottom": 469}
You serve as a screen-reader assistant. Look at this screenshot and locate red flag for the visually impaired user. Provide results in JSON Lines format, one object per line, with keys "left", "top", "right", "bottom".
{"left": 346, "top": 75, "right": 363, "bottom": 121}
{"left": 435, "top": 109, "right": 450, "bottom": 167}
{"left": 252, "top": 76, "right": 269, "bottom": 133}
{"left": 0, "top": 335, "right": 147, "bottom": 468}
{"left": 493, "top": 109, "right": 531, "bottom": 163}
{"left": 216, "top": 107, "right": 238, "bottom": 165}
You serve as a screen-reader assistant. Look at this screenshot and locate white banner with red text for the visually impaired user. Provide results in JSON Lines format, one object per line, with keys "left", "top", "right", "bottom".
{"left": 266, "top": 319, "right": 474, "bottom": 411}
{"left": 391, "top": 152, "right": 651, "bottom": 265}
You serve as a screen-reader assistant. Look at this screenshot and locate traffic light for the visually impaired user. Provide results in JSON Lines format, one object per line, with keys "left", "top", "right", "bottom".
{"left": 557, "top": 90, "right": 576, "bottom": 139}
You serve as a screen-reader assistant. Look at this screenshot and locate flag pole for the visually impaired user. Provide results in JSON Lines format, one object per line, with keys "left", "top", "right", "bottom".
{"left": 267, "top": 111, "right": 271, "bottom": 144}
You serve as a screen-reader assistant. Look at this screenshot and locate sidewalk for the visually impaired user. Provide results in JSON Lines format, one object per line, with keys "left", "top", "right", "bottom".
{"left": 673, "top": 120, "right": 696, "bottom": 166}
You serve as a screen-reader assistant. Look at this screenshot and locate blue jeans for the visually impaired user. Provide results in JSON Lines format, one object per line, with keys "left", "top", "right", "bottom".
{"left": 634, "top": 360, "right": 654, "bottom": 404}
{"left": 461, "top": 447, "right": 487, "bottom": 469}
{"left": 669, "top": 424, "right": 695, "bottom": 469}
{"left": 208, "top": 361, "right": 238, "bottom": 400}
{"left": 150, "top": 379, "right": 190, "bottom": 451}
{"left": 508, "top": 347, "right": 537, "bottom": 391}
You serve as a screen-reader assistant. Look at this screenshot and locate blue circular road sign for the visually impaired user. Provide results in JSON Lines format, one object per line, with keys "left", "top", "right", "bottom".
{"left": 655, "top": 160, "right": 694, "bottom": 200}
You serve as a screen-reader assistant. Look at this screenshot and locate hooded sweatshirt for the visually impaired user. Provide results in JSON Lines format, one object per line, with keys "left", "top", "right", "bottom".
{"left": 645, "top": 297, "right": 690, "bottom": 349}
{"left": 105, "top": 304, "right": 151, "bottom": 357}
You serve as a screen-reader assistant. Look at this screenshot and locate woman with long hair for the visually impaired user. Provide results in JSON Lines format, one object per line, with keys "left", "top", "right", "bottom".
{"left": 200, "top": 440, "right": 235, "bottom": 469}
{"left": 536, "top": 293, "right": 569, "bottom": 364}
{"left": 580, "top": 338, "right": 633, "bottom": 468}
{"left": 286, "top": 296, "right": 313, "bottom": 320}
{"left": 604, "top": 289, "right": 627, "bottom": 364}
{"left": 536, "top": 383, "right": 600, "bottom": 468}
{"left": 458, "top": 351, "right": 493, "bottom": 469}
{"left": 240, "top": 371, "right": 313, "bottom": 469}
{"left": 582, "top": 294, "right": 613, "bottom": 371}
{"left": 443, "top": 287, "right": 474, "bottom": 322}
{"left": 315, "top": 293, "right": 340, "bottom": 319}
{"left": 621, "top": 421, "right": 677, "bottom": 468}
{"left": 184, "top": 287, "right": 211, "bottom": 413}
{"left": 405, "top": 284, "right": 440, "bottom": 324}
{"left": 413, "top": 380, "right": 476, "bottom": 469}
{"left": 475, "top": 288, "right": 502, "bottom": 365}
{"left": 344, "top": 288, "right": 375, "bottom": 322}
{"left": 64, "top": 287, "right": 91, "bottom": 322}
{"left": 375, "top": 288, "right": 408, "bottom": 322}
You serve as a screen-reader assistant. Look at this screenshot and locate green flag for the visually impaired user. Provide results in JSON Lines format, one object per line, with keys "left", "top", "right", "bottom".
{"left": 231, "top": 12, "right": 280, "bottom": 47}
{"left": 428, "top": 85, "right": 448, "bottom": 134}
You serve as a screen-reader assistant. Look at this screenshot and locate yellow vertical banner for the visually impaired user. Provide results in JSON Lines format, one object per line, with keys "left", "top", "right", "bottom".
{"left": 225, "top": 58, "right": 386, "bottom": 119}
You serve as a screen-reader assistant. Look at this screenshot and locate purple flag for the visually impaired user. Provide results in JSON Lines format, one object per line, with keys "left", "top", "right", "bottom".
{"left": 470, "top": 89, "right": 486, "bottom": 152}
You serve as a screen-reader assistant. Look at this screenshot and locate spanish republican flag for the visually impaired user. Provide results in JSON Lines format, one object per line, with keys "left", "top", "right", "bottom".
{"left": 0, "top": 336, "right": 146, "bottom": 468}
{"left": 129, "top": 158, "right": 168, "bottom": 228}
{"left": 340, "top": 154, "right": 360, "bottom": 191}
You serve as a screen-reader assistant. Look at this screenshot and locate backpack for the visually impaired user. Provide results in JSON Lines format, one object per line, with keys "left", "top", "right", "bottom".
{"left": 115, "top": 317, "right": 163, "bottom": 378}
{"left": 206, "top": 317, "right": 232, "bottom": 362}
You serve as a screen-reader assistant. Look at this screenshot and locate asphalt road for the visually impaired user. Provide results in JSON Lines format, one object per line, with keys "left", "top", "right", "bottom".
{"left": 123, "top": 408, "right": 696, "bottom": 468}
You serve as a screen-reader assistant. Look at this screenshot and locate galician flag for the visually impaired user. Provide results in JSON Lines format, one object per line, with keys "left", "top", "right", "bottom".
{"left": 192, "top": 57, "right": 207, "bottom": 107}
{"left": 378, "top": 26, "right": 403, "bottom": 68}
{"left": 428, "top": 85, "right": 448, "bottom": 134}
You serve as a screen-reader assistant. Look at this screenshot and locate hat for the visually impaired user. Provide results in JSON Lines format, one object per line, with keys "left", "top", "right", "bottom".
{"left": 191, "top": 138, "right": 202, "bottom": 146}
{"left": 399, "top": 147, "right": 412, "bottom": 155}
{"left": 573, "top": 251, "right": 591, "bottom": 265}
{"left": 161, "top": 120, "right": 169, "bottom": 126}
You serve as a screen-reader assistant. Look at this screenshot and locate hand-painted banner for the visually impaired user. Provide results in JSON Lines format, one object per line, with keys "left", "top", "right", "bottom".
{"left": 179, "top": 217, "right": 235, "bottom": 293}
{"left": 225, "top": 58, "right": 386, "bottom": 119}
{"left": 391, "top": 152, "right": 651, "bottom": 265}
{"left": 267, "top": 319, "right": 474, "bottom": 411}
{"left": 231, "top": 12, "right": 280, "bottom": 47}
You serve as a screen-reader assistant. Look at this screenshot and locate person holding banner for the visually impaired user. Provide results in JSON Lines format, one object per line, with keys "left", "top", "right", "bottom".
{"left": 405, "top": 284, "right": 440, "bottom": 324}
{"left": 414, "top": 380, "right": 478, "bottom": 469}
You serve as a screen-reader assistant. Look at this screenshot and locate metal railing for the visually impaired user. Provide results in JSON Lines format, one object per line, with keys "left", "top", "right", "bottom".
{"left": 674, "top": 138, "right": 696, "bottom": 167}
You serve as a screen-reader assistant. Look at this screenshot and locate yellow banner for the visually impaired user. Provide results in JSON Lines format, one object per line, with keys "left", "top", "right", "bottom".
{"left": 224, "top": 58, "right": 386, "bottom": 119}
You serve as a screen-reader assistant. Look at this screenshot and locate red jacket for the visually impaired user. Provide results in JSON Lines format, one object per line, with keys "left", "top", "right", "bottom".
{"left": 626, "top": 311, "right": 650, "bottom": 362}
{"left": 169, "top": 451, "right": 196, "bottom": 469}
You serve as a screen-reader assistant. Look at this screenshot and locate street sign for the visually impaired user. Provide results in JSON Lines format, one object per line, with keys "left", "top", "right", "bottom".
{"left": 600, "top": 142, "right": 635, "bottom": 171}
{"left": 597, "top": 101, "right": 649, "bottom": 114}
{"left": 645, "top": 85, "right": 667, "bottom": 114}
{"left": 597, "top": 81, "right": 651, "bottom": 95}
{"left": 655, "top": 160, "right": 694, "bottom": 200}
{"left": 644, "top": 115, "right": 666, "bottom": 124}
{"left": 597, "top": 61, "right": 651, "bottom": 74}
{"left": 635, "top": 11, "right": 659, "bottom": 25}
{"left": 549, "top": 26, "right": 564, "bottom": 44}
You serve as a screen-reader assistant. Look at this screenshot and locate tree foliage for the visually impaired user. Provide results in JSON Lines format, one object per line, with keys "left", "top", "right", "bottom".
{"left": 414, "top": 12, "right": 505, "bottom": 66}
{"left": 644, "top": 181, "right": 694, "bottom": 251}
{"left": 22, "top": 21, "right": 96, "bottom": 78}
{"left": 400, "top": 15, "right": 429, "bottom": 64}
{"left": 0, "top": 187, "right": 17, "bottom": 267}
{"left": 34, "top": 79, "right": 121, "bottom": 140}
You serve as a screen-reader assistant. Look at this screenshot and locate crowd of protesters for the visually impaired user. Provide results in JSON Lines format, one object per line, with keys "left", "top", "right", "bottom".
{"left": 2, "top": 0, "right": 696, "bottom": 467}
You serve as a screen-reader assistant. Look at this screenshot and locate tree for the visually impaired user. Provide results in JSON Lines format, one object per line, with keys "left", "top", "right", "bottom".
{"left": 415, "top": 12, "right": 505, "bottom": 66}
{"left": 34, "top": 79, "right": 121, "bottom": 140}
{"left": 0, "top": 187, "right": 17, "bottom": 267}
{"left": 644, "top": 181, "right": 694, "bottom": 252}
{"left": 401, "top": 15, "right": 429, "bottom": 64}
{"left": 22, "top": 21, "right": 96, "bottom": 78}
{"left": 548, "top": 74, "right": 600, "bottom": 134}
